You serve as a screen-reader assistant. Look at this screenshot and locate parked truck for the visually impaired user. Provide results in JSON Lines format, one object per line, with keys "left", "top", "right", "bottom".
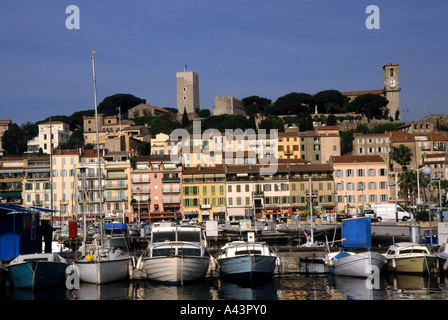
{"left": 369, "top": 204, "right": 412, "bottom": 222}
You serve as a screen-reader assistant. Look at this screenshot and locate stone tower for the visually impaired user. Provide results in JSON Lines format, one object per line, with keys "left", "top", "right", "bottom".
{"left": 383, "top": 63, "right": 400, "bottom": 121}
{"left": 177, "top": 71, "right": 199, "bottom": 114}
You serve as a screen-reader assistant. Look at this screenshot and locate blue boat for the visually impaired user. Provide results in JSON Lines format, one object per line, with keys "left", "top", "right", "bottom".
{"left": 216, "top": 241, "right": 278, "bottom": 281}
{"left": 6, "top": 253, "right": 68, "bottom": 289}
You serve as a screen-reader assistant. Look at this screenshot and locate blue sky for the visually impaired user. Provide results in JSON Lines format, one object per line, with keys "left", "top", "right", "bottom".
{"left": 1, "top": 0, "right": 447, "bottom": 125}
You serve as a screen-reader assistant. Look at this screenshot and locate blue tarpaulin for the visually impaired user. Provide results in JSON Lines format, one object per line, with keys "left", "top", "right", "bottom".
{"left": 342, "top": 217, "right": 371, "bottom": 248}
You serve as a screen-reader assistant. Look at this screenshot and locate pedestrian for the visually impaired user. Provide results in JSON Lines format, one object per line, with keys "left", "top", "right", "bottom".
{"left": 41, "top": 220, "right": 55, "bottom": 253}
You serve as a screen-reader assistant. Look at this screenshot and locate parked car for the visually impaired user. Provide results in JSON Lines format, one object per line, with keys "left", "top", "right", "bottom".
{"left": 336, "top": 213, "right": 352, "bottom": 222}
{"left": 361, "top": 209, "right": 377, "bottom": 221}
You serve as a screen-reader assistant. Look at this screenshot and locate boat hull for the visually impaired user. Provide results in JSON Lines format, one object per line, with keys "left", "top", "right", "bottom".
{"left": 386, "top": 255, "right": 438, "bottom": 274}
{"left": 218, "top": 255, "right": 277, "bottom": 280}
{"left": 143, "top": 256, "right": 210, "bottom": 285}
{"left": 76, "top": 257, "right": 129, "bottom": 284}
{"left": 328, "top": 251, "right": 385, "bottom": 278}
{"left": 7, "top": 261, "right": 67, "bottom": 289}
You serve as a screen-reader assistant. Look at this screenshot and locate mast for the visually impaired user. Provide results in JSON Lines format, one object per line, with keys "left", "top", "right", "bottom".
{"left": 91, "top": 50, "right": 103, "bottom": 245}
{"left": 309, "top": 178, "right": 314, "bottom": 243}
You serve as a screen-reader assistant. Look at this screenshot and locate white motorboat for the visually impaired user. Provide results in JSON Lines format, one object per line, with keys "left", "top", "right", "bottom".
{"left": 6, "top": 253, "right": 68, "bottom": 289}
{"left": 385, "top": 242, "right": 438, "bottom": 275}
{"left": 75, "top": 246, "right": 130, "bottom": 284}
{"left": 437, "top": 239, "right": 448, "bottom": 273}
{"left": 216, "top": 241, "right": 278, "bottom": 281}
{"left": 326, "top": 250, "right": 386, "bottom": 278}
{"left": 142, "top": 226, "right": 210, "bottom": 285}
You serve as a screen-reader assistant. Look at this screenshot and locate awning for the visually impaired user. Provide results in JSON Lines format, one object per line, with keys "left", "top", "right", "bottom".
{"left": 0, "top": 169, "right": 23, "bottom": 173}
{"left": 25, "top": 168, "right": 50, "bottom": 173}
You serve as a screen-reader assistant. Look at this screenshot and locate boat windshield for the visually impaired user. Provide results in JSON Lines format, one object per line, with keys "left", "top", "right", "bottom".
{"left": 152, "top": 231, "right": 201, "bottom": 242}
{"left": 152, "top": 247, "right": 203, "bottom": 257}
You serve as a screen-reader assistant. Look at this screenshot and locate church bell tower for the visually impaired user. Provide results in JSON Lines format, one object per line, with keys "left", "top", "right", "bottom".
{"left": 383, "top": 63, "right": 400, "bottom": 121}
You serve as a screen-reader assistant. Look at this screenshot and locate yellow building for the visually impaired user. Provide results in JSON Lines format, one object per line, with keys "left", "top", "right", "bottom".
{"left": 51, "top": 149, "right": 80, "bottom": 224}
{"left": 182, "top": 165, "right": 226, "bottom": 221}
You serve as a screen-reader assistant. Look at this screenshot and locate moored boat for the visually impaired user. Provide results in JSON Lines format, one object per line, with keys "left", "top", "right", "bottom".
{"left": 142, "top": 226, "right": 210, "bottom": 285}
{"left": 75, "top": 246, "right": 130, "bottom": 284}
{"left": 326, "top": 250, "right": 385, "bottom": 278}
{"left": 216, "top": 241, "right": 278, "bottom": 281}
{"left": 384, "top": 242, "right": 438, "bottom": 275}
{"left": 325, "top": 217, "right": 385, "bottom": 278}
{"left": 103, "top": 223, "right": 131, "bottom": 250}
{"left": 6, "top": 253, "right": 68, "bottom": 289}
{"left": 437, "top": 239, "right": 448, "bottom": 273}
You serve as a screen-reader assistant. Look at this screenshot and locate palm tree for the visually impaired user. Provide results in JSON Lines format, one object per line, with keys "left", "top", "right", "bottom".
{"left": 390, "top": 144, "right": 413, "bottom": 172}
{"left": 398, "top": 170, "right": 428, "bottom": 206}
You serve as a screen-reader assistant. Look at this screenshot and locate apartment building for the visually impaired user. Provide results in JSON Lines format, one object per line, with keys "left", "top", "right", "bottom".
{"left": 0, "top": 157, "right": 27, "bottom": 204}
{"left": 330, "top": 155, "right": 389, "bottom": 213}
{"left": 26, "top": 121, "right": 71, "bottom": 154}
{"left": 131, "top": 155, "right": 182, "bottom": 222}
{"left": 182, "top": 165, "right": 226, "bottom": 222}
{"left": 51, "top": 149, "right": 80, "bottom": 223}
{"left": 78, "top": 149, "right": 105, "bottom": 222}
{"left": 103, "top": 152, "right": 132, "bottom": 223}
{"left": 352, "top": 132, "right": 391, "bottom": 159}
{"left": 22, "top": 157, "right": 51, "bottom": 210}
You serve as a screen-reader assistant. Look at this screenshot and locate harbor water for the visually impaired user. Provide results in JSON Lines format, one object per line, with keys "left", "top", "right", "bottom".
{"left": 2, "top": 272, "right": 448, "bottom": 301}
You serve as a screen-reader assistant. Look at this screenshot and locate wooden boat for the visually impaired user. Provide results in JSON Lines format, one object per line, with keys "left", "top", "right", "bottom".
{"left": 216, "top": 241, "right": 278, "bottom": 281}
{"left": 6, "top": 253, "right": 68, "bottom": 289}
{"left": 142, "top": 226, "right": 210, "bottom": 285}
{"left": 75, "top": 246, "right": 130, "bottom": 284}
{"left": 384, "top": 242, "right": 438, "bottom": 275}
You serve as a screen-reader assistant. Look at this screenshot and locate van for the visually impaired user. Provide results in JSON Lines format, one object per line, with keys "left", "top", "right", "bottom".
{"left": 370, "top": 204, "right": 412, "bottom": 222}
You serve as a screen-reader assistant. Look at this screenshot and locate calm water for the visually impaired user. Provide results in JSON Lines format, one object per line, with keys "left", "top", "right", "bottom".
{"left": 3, "top": 273, "right": 448, "bottom": 301}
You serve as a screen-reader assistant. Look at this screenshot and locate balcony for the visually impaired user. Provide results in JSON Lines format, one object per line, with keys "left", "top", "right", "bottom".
{"left": 105, "top": 174, "right": 127, "bottom": 180}
{"left": 162, "top": 177, "right": 180, "bottom": 183}
{"left": 106, "top": 183, "right": 128, "bottom": 190}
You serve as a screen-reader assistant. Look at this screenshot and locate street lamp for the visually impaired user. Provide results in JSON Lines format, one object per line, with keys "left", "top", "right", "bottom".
{"left": 410, "top": 167, "right": 423, "bottom": 205}
{"left": 422, "top": 166, "right": 433, "bottom": 246}
{"left": 358, "top": 180, "right": 365, "bottom": 216}
{"left": 432, "top": 176, "right": 443, "bottom": 221}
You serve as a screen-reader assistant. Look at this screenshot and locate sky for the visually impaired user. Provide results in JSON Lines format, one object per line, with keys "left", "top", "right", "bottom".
{"left": 0, "top": 0, "right": 447, "bottom": 126}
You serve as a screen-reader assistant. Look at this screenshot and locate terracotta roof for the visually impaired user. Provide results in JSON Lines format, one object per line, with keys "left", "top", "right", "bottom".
{"left": 390, "top": 131, "right": 415, "bottom": 142}
{"left": 331, "top": 155, "right": 385, "bottom": 163}
{"left": 183, "top": 165, "right": 226, "bottom": 175}
{"left": 341, "top": 89, "right": 384, "bottom": 96}
{"left": 53, "top": 149, "right": 78, "bottom": 155}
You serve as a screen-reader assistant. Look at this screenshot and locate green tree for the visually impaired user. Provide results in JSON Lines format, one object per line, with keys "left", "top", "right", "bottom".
{"left": 242, "top": 96, "right": 272, "bottom": 115}
{"left": 348, "top": 93, "right": 389, "bottom": 117}
{"left": 58, "top": 127, "right": 85, "bottom": 149}
{"left": 273, "top": 92, "right": 311, "bottom": 115}
{"left": 390, "top": 144, "right": 413, "bottom": 172}
{"left": 312, "top": 90, "right": 349, "bottom": 114}
{"left": 1, "top": 124, "right": 27, "bottom": 155}
{"left": 97, "top": 93, "right": 146, "bottom": 117}
{"left": 20, "top": 121, "right": 38, "bottom": 140}
{"left": 181, "top": 108, "right": 190, "bottom": 127}
{"left": 258, "top": 116, "right": 285, "bottom": 132}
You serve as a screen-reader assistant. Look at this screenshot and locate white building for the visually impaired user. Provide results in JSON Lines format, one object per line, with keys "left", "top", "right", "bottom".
{"left": 27, "top": 121, "right": 71, "bottom": 154}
